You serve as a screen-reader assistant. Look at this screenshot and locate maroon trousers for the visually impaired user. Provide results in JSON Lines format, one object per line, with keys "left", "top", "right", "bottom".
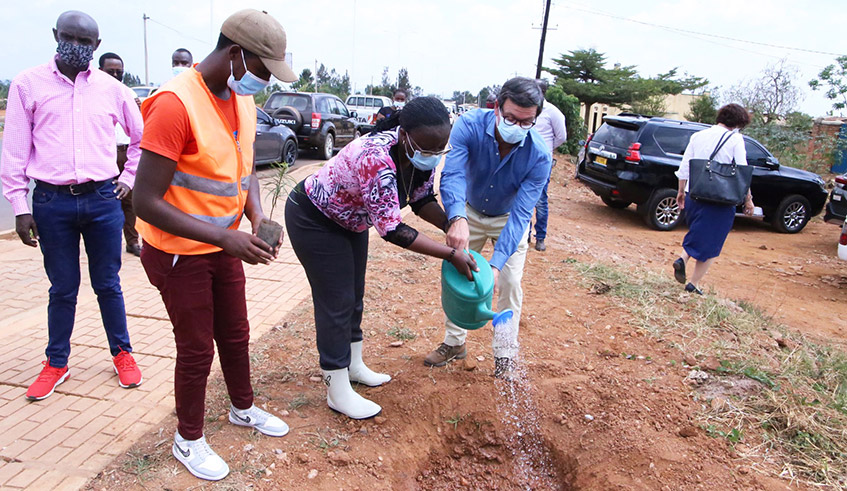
{"left": 140, "top": 243, "right": 253, "bottom": 440}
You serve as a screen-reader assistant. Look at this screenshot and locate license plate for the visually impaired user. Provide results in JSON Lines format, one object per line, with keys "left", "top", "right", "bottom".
{"left": 834, "top": 194, "right": 842, "bottom": 201}
{"left": 594, "top": 156, "right": 607, "bottom": 166}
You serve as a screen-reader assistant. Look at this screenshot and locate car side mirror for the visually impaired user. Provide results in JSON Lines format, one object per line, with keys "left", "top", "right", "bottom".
{"left": 765, "top": 156, "right": 779, "bottom": 169}
{"left": 350, "top": 111, "right": 357, "bottom": 118}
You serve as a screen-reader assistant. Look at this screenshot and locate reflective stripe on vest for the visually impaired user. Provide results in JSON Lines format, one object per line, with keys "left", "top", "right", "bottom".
{"left": 137, "top": 68, "right": 256, "bottom": 255}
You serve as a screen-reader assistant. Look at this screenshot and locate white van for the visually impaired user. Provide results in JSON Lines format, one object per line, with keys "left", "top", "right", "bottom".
{"left": 345, "top": 95, "right": 393, "bottom": 124}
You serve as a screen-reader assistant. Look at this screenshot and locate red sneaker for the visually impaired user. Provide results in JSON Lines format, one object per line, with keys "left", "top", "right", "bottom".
{"left": 113, "top": 349, "right": 143, "bottom": 388}
{"left": 26, "top": 360, "right": 69, "bottom": 401}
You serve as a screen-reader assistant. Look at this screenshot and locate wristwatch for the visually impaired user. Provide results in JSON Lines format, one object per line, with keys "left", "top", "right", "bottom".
{"left": 447, "top": 216, "right": 466, "bottom": 228}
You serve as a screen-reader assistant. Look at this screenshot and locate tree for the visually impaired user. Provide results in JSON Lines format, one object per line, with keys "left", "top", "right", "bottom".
{"left": 726, "top": 59, "right": 800, "bottom": 125}
{"left": 809, "top": 55, "right": 847, "bottom": 115}
{"left": 452, "top": 90, "right": 474, "bottom": 105}
{"left": 122, "top": 72, "right": 141, "bottom": 87}
{"left": 545, "top": 48, "right": 707, "bottom": 126}
{"left": 545, "top": 85, "right": 585, "bottom": 155}
{"left": 255, "top": 83, "right": 281, "bottom": 107}
{"left": 685, "top": 90, "right": 719, "bottom": 124}
{"left": 397, "top": 68, "right": 411, "bottom": 91}
{"left": 291, "top": 68, "right": 314, "bottom": 92}
{"left": 365, "top": 67, "right": 394, "bottom": 97}
{"left": 628, "top": 94, "right": 667, "bottom": 117}
{"left": 477, "top": 85, "right": 500, "bottom": 106}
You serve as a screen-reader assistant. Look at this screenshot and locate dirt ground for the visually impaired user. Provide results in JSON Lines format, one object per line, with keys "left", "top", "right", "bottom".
{"left": 88, "top": 157, "right": 846, "bottom": 490}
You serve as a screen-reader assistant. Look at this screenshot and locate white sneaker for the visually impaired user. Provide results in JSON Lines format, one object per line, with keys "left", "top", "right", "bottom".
{"left": 348, "top": 341, "right": 391, "bottom": 387}
{"left": 229, "top": 404, "right": 290, "bottom": 437}
{"left": 173, "top": 432, "right": 229, "bottom": 481}
{"left": 324, "top": 368, "right": 382, "bottom": 419}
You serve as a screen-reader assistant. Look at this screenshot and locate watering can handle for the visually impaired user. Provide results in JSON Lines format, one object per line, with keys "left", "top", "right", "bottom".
{"left": 467, "top": 250, "right": 488, "bottom": 296}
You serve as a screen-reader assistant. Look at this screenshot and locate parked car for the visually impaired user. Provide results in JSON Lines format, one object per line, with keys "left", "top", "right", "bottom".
{"left": 823, "top": 174, "right": 847, "bottom": 224}
{"left": 131, "top": 86, "right": 158, "bottom": 101}
{"left": 255, "top": 107, "right": 298, "bottom": 166}
{"left": 575, "top": 114, "right": 829, "bottom": 233}
{"left": 345, "top": 94, "right": 392, "bottom": 125}
{"left": 263, "top": 92, "right": 361, "bottom": 160}
{"left": 839, "top": 218, "right": 847, "bottom": 261}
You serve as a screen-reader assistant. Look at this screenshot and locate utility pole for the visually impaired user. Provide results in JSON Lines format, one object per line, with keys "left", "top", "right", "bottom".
{"left": 143, "top": 13, "right": 150, "bottom": 86}
{"left": 535, "top": 0, "right": 552, "bottom": 79}
{"left": 314, "top": 59, "right": 318, "bottom": 93}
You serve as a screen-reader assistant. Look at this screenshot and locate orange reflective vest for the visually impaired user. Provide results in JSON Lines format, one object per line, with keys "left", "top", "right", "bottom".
{"left": 138, "top": 68, "right": 256, "bottom": 255}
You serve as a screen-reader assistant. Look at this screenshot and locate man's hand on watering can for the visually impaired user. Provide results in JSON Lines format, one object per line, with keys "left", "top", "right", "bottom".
{"left": 449, "top": 249, "right": 478, "bottom": 281}
{"left": 491, "top": 266, "right": 500, "bottom": 295}
{"left": 446, "top": 217, "right": 470, "bottom": 252}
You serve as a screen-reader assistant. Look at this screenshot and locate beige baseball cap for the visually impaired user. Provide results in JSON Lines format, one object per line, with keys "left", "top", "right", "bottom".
{"left": 221, "top": 9, "right": 297, "bottom": 83}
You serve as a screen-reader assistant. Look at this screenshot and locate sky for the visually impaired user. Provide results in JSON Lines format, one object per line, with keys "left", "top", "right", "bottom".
{"left": 2, "top": 0, "right": 845, "bottom": 117}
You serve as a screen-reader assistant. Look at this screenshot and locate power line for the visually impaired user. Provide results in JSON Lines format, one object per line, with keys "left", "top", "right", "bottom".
{"left": 147, "top": 17, "right": 213, "bottom": 47}
{"left": 559, "top": 2, "right": 845, "bottom": 58}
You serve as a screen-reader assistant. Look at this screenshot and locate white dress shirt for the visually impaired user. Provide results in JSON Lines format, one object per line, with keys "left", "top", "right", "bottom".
{"left": 676, "top": 125, "right": 747, "bottom": 193}
{"left": 535, "top": 99, "right": 567, "bottom": 153}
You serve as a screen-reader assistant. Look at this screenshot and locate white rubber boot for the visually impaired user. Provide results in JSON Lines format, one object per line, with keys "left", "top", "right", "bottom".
{"left": 348, "top": 341, "right": 391, "bottom": 387}
{"left": 323, "top": 368, "right": 382, "bottom": 420}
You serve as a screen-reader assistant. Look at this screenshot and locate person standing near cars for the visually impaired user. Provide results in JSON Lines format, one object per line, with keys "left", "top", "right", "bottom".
{"left": 375, "top": 88, "right": 408, "bottom": 122}
{"left": 172, "top": 48, "right": 193, "bottom": 76}
{"left": 0, "top": 11, "right": 144, "bottom": 400}
{"left": 99, "top": 52, "right": 143, "bottom": 256}
{"left": 426, "top": 77, "right": 551, "bottom": 379}
{"left": 529, "top": 79, "right": 566, "bottom": 252}
{"left": 673, "top": 103, "right": 754, "bottom": 294}
{"left": 286, "top": 97, "right": 477, "bottom": 420}
{"left": 132, "top": 9, "right": 296, "bottom": 481}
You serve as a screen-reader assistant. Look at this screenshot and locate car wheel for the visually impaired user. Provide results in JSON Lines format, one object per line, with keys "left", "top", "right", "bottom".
{"left": 282, "top": 138, "right": 298, "bottom": 166}
{"left": 772, "top": 194, "right": 811, "bottom": 233}
{"left": 354, "top": 129, "right": 362, "bottom": 140}
{"left": 601, "top": 196, "right": 631, "bottom": 209}
{"left": 643, "top": 188, "right": 683, "bottom": 231}
{"left": 320, "top": 133, "right": 335, "bottom": 160}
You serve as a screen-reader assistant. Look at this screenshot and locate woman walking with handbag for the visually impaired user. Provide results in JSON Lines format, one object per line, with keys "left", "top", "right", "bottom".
{"left": 673, "top": 104, "right": 754, "bottom": 294}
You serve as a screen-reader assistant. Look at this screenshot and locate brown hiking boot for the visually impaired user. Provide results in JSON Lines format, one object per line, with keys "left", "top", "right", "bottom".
{"left": 424, "top": 343, "right": 467, "bottom": 367}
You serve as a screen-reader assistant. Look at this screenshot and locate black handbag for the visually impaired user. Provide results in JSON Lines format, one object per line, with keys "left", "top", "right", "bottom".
{"left": 688, "top": 130, "right": 753, "bottom": 206}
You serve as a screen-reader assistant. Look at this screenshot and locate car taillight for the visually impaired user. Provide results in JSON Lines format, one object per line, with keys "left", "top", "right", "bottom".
{"left": 311, "top": 112, "right": 321, "bottom": 129}
{"left": 841, "top": 230, "right": 847, "bottom": 246}
{"left": 625, "top": 142, "right": 642, "bottom": 162}
{"left": 585, "top": 133, "right": 593, "bottom": 148}
{"left": 835, "top": 176, "right": 847, "bottom": 187}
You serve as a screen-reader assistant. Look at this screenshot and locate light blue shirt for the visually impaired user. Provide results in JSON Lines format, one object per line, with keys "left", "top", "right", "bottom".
{"left": 440, "top": 109, "right": 552, "bottom": 269}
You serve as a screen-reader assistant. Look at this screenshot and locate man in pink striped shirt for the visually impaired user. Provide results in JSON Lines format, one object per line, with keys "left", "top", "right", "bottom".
{"left": 0, "top": 10, "right": 144, "bottom": 400}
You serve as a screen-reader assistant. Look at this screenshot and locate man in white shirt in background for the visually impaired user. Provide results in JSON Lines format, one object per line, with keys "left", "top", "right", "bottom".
{"left": 530, "top": 79, "right": 566, "bottom": 252}
{"left": 99, "top": 52, "right": 143, "bottom": 256}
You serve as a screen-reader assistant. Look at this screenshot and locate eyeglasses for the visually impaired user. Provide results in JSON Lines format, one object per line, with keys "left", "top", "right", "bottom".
{"left": 501, "top": 114, "right": 536, "bottom": 130}
{"left": 407, "top": 133, "right": 452, "bottom": 157}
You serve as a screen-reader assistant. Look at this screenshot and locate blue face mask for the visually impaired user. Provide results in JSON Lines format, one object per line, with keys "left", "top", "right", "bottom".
{"left": 497, "top": 113, "right": 530, "bottom": 144}
{"left": 405, "top": 134, "right": 442, "bottom": 171}
{"left": 227, "top": 49, "right": 270, "bottom": 96}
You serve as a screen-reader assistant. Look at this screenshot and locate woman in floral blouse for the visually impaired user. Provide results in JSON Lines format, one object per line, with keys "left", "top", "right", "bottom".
{"left": 285, "top": 97, "right": 476, "bottom": 420}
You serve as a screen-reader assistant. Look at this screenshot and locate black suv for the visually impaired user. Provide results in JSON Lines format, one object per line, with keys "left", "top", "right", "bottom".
{"left": 263, "top": 92, "right": 361, "bottom": 160}
{"left": 576, "top": 114, "right": 829, "bottom": 233}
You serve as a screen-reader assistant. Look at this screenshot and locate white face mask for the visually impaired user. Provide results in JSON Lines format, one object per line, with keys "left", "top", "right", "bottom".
{"left": 226, "top": 49, "right": 270, "bottom": 96}
{"left": 172, "top": 66, "right": 189, "bottom": 77}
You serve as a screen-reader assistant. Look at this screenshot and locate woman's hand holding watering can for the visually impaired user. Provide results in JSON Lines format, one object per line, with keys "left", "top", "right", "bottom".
{"left": 449, "top": 248, "right": 478, "bottom": 281}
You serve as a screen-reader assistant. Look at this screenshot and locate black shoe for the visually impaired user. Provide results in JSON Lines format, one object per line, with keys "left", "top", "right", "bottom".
{"left": 535, "top": 239, "right": 546, "bottom": 252}
{"left": 673, "top": 258, "right": 686, "bottom": 284}
{"left": 126, "top": 244, "right": 142, "bottom": 257}
{"left": 685, "top": 283, "right": 703, "bottom": 295}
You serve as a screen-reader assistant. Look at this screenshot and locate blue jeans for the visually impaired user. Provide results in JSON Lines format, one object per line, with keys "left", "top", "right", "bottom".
{"left": 32, "top": 180, "right": 132, "bottom": 368}
{"left": 532, "top": 178, "right": 550, "bottom": 241}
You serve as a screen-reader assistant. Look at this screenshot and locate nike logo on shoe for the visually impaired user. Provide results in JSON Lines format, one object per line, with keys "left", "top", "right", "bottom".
{"left": 175, "top": 443, "right": 190, "bottom": 458}
{"left": 232, "top": 412, "right": 252, "bottom": 424}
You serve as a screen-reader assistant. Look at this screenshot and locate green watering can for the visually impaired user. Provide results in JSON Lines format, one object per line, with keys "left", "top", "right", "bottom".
{"left": 441, "top": 250, "right": 513, "bottom": 330}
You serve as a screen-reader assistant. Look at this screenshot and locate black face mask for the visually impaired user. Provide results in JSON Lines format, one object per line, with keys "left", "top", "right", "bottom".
{"left": 56, "top": 40, "right": 94, "bottom": 70}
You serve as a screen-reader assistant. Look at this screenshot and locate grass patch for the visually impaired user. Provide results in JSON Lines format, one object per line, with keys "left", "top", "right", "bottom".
{"left": 571, "top": 259, "right": 847, "bottom": 487}
{"left": 120, "top": 449, "right": 159, "bottom": 480}
{"left": 388, "top": 326, "right": 417, "bottom": 341}
{"left": 289, "top": 393, "right": 310, "bottom": 410}
{"left": 305, "top": 428, "right": 350, "bottom": 453}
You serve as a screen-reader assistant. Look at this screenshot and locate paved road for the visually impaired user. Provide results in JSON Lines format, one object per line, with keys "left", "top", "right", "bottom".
{"left": 0, "top": 137, "right": 323, "bottom": 234}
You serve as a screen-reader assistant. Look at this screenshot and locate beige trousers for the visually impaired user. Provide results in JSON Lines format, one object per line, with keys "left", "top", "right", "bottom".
{"left": 443, "top": 205, "right": 529, "bottom": 358}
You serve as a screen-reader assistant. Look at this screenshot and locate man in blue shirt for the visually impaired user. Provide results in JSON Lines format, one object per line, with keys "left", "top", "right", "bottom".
{"left": 425, "top": 77, "right": 552, "bottom": 378}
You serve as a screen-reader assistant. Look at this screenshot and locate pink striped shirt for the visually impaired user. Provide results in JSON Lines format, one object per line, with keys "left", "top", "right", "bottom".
{"left": 1, "top": 56, "right": 143, "bottom": 216}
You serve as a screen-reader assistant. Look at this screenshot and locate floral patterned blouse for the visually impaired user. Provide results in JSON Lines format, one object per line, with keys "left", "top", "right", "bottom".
{"left": 304, "top": 130, "right": 435, "bottom": 237}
